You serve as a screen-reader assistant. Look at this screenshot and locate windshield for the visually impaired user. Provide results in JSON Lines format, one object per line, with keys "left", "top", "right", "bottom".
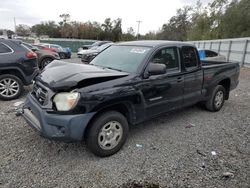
{"left": 90, "top": 45, "right": 151, "bottom": 73}
{"left": 97, "top": 43, "right": 113, "bottom": 52}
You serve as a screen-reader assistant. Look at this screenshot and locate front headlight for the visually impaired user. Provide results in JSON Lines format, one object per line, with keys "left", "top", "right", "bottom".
{"left": 53, "top": 92, "right": 80, "bottom": 111}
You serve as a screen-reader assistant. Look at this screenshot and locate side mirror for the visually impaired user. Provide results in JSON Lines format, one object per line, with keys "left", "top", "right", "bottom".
{"left": 147, "top": 63, "right": 166, "bottom": 76}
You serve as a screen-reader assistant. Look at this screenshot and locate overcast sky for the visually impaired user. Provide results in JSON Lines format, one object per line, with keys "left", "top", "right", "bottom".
{"left": 0, "top": 0, "right": 212, "bottom": 34}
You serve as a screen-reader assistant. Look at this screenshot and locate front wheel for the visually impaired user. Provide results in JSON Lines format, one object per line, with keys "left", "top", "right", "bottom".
{"left": 86, "top": 111, "right": 129, "bottom": 157}
{"left": 205, "top": 85, "right": 225, "bottom": 112}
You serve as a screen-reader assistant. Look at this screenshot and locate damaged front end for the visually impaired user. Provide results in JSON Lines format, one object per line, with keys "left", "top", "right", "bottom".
{"left": 20, "top": 60, "right": 130, "bottom": 141}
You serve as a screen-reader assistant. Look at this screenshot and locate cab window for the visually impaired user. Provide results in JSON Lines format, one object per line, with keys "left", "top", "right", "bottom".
{"left": 182, "top": 46, "right": 199, "bottom": 70}
{"left": 152, "top": 47, "right": 180, "bottom": 72}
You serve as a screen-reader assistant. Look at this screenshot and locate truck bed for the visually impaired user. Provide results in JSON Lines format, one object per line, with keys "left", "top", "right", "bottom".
{"left": 201, "top": 60, "right": 240, "bottom": 93}
{"left": 201, "top": 60, "right": 237, "bottom": 67}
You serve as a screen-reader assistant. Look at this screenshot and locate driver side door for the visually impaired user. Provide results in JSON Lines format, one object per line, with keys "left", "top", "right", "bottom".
{"left": 140, "top": 47, "right": 184, "bottom": 119}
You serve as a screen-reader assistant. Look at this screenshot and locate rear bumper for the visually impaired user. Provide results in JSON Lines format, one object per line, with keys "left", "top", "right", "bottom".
{"left": 21, "top": 94, "right": 95, "bottom": 141}
{"left": 66, "top": 52, "right": 71, "bottom": 58}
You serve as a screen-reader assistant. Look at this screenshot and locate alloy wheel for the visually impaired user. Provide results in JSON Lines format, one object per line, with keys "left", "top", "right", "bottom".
{"left": 0, "top": 78, "right": 20, "bottom": 98}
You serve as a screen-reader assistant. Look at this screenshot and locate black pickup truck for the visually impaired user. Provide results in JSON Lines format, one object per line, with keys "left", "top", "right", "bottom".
{"left": 21, "top": 41, "right": 240, "bottom": 157}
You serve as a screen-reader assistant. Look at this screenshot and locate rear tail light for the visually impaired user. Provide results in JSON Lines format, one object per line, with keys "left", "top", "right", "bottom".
{"left": 26, "top": 51, "right": 37, "bottom": 59}
{"left": 51, "top": 48, "right": 57, "bottom": 52}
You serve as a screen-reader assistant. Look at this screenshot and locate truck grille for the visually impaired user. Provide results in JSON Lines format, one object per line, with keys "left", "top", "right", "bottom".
{"left": 32, "top": 83, "right": 48, "bottom": 105}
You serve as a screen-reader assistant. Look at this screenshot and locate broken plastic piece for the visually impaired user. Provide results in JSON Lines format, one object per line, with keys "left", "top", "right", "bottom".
{"left": 14, "top": 101, "right": 24, "bottom": 107}
{"left": 136, "top": 144, "right": 143, "bottom": 148}
{"left": 222, "top": 172, "right": 234, "bottom": 178}
{"left": 185, "top": 123, "right": 195, "bottom": 128}
{"left": 211, "top": 151, "right": 217, "bottom": 156}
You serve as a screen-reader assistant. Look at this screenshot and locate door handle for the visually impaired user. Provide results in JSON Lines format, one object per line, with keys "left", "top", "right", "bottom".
{"left": 177, "top": 77, "right": 183, "bottom": 82}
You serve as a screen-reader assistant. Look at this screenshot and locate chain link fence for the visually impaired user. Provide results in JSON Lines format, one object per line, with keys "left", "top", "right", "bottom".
{"left": 39, "top": 38, "right": 96, "bottom": 52}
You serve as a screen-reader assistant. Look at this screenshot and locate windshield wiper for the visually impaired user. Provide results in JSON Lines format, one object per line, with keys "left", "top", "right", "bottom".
{"left": 104, "top": 67, "right": 123, "bottom": 72}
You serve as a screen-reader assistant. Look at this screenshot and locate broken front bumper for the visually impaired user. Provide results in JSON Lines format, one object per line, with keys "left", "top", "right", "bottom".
{"left": 21, "top": 94, "right": 95, "bottom": 141}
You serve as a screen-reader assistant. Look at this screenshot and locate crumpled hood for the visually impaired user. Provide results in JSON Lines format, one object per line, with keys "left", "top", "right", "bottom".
{"left": 36, "top": 60, "right": 129, "bottom": 90}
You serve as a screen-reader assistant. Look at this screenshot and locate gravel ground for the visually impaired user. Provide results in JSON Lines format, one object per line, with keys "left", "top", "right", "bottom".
{"left": 0, "top": 57, "right": 249, "bottom": 187}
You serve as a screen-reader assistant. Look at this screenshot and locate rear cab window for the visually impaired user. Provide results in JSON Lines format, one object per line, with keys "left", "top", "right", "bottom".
{"left": 182, "top": 46, "right": 199, "bottom": 71}
{"left": 151, "top": 47, "right": 180, "bottom": 73}
{"left": 0, "top": 42, "right": 13, "bottom": 54}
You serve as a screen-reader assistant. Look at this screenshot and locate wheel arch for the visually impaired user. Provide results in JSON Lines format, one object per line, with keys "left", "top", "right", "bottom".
{"left": 218, "top": 78, "right": 231, "bottom": 100}
{"left": 83, "top": 101, "right": 136, "bottom": 139}
{"left": 0, "top": 68, "right": 25, "bottom": 84}
{"left": 39, "top": 56, "right": 55, "bottom": 68}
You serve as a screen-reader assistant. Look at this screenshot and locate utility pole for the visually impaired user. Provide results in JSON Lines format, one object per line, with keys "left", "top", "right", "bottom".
{"left": 136, "top": 20, "right": 142, "bottom": 40}
{"left": 14, "top": 17, "right": 16, "bottom": 33}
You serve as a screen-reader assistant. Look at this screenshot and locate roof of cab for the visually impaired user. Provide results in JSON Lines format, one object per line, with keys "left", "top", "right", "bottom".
{"left": 116, "top": 40, "right": 195, "bottom": 48}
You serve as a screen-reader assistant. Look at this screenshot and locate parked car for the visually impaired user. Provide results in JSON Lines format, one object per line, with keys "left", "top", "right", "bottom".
{"left": 22, "top": 43, "right": 60, "bottom": 69}
{"left": 198, "top": 49, "right": 226, "bottom": 61}
{"left": 21, "top": 40, "right": 239, "bottom": 157}
{"left": 33, "top": 44, "right": 57, "bottom": 53}
{"left": 41, "top": 43, "right": 71, "bottom": 59}
{"left": 0, "top": 39, "right": 39, "bottom": 100}
{"left": 81, "top": 42, "right": 113, "bottom": 63}
{"left": 77, "top": 41, "right": 112, "bottom": 58}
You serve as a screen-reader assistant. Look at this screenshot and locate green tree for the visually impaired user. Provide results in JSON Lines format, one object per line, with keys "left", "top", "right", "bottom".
{"left": 157, "top": 6, "right": 192, "bottom": 41}
{"left": 16, "top": 24, "right": 31, "bottom": 36}
{"left": 220, "top": 0, "right": 250, "bottom": 38}
{"left": 121, "top": 27, "right": 136, "bottom": 41}
{"left": 59, "top": 14, "right": 70, "bottom": 25}
{"left": 112, "top": 18, "right": 122, "bottom": 41}
{"left": 32, "top": 21, "right": 60, "bottom": 38}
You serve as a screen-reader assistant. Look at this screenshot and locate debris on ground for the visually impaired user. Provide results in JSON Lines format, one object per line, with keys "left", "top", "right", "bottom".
{"left": 201, "top": 162, "right": 206, "bottom": 169}
{"left": 196, "top": 149, "right": 206, "bottom": 157}
{"left": 136, "top": 144, "right": 143, "bottom": 148}
{"left": 222, "top": 172, "right": 235, "bottom": 179}
{"left": 185, "top": 122, "right": 196, "bottom": 128}
{"left": 121, "top": 180, "right": 160, "bottom": 188}
{"left": 13, "top": 101, "right": 24, "bottom": 107}
{"left": 211, "top": 151, "right": 217, "bottom": 156}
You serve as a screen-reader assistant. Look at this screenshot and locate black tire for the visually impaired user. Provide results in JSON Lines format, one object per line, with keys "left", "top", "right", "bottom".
{"left": 40, "top": 57, "right": 53, "bottom": 69}
{"left": 0, "top": 74, "right": 23, "bottom": 100}
{"left": 205, "top": 85, "right": 225, "bottom": 112}
{"left": 86, "top": 111, "right": 129, "bottom": 157}
{"left": 59, "top": 53, "right": 66, "bottom": 59}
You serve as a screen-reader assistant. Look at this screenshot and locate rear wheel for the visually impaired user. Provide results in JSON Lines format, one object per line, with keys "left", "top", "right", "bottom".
{"left": 86, "top": 111, "right": 129, "bottom": 157}
{"left": 205, "top": 85, "right": 225, "bottom": 112}
{"left": 0, "top": 74, "right": 23, "bottom": 100}
{"left": 59, "top": 53, "right": 65, "bottom": 59}
{"left": 40, "top": 57, "right": 53, "bottom": 69}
